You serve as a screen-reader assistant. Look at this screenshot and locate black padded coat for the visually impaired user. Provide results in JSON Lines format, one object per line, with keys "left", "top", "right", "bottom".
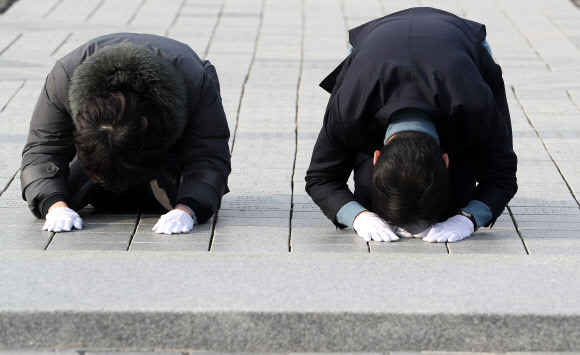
{"left": 20, "top": 33, "right": 231, "bottom": 222}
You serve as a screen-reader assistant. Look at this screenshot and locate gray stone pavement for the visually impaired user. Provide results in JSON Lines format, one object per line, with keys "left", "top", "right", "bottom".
{"left": 1, "top": 0, "right": 580, "bottom": 352}
{"left": 0, "top": 0, "right": 580, "bottom": 254}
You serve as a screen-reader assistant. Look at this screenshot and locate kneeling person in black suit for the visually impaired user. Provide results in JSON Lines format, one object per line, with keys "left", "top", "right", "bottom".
{"left": 305, "top": 8, "right": 517, "bottom": 243}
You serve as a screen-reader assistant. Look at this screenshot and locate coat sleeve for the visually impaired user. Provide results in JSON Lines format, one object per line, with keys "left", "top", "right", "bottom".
{"left": 20, "top": 60, "right": 76, "bottom": 218}
{"left": 305, "top": 93, "right": 359, "bottom": 228}
{"left": 176, "top": 70, "right": 231, "bottom": 224}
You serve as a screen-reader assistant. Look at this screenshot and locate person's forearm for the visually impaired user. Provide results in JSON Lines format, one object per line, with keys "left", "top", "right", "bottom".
{"left": 48, "top": 201, "right": 68, "bottom": 212}
{"left": 175, "top": 204, "right": 193, "bottom": 217}
{"left": 336, "top": 200, "right": 368, "bottom": 229}
{"left": 461, "top": 200, "right": 493, "bottom": 229}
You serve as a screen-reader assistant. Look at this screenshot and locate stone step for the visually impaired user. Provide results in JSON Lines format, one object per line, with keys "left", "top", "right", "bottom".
{"left": 0, "top": 251, "right": 578, "bottom": 352}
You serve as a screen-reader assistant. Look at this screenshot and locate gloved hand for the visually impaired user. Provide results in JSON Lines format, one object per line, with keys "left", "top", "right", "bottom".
{"left": 152, "top": 209, "right": 194, "bottom": 235}
{"left": 353, "top": 212, "right": 399, "bottom": 242}
{"left": 43, "top": 207, "right": 83, "bottom": 232}
{"left": 395, "top": 226, "right": 432, "bottom": 239}
{"left": 423, "top": 215, "right": 474, "bottom": 243}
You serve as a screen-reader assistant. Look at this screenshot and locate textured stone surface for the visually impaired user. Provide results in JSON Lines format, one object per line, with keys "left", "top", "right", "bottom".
{"left": 86, "top": 352, "right": 182, "bottom": 355}
{"left": 370, "top": 238, "right": 448, "bottom": 254}
{"left": 517, "top": 221, "right": 580, "bottom": 230}
{"left": 519, "top": 230, "right": 580, "bottom": 238}
{"left": 0, "top": 351, "right": 78, "bottom": 354}
{"left": 211, "top": 243, "right": 288, "bottom": 252}
{"left": 46, "top": 242, "right": 129, "bottom": 251}
{"left": 129, "top": 243, "right": 209, "bottom": 252}
{"left": 1, "top": 0, "right": 580, "bottom": 351}
{"left": 0, "top": 252, "right": 579, "bottom": 352}
{"left": 291, "top": 234, "right": 364, "bottom": 245}
{"left": 525, "top": 238, "right": 580, "bottom": 256}
{"left": 448, "top": 245, "right": 527, "bottom": 255}
{"left": 2, "top": 0, "right": 578, "bottom": 256}
{"left": 452, "top": 229, "right": 522, "bottom": 244}
{"left": 0, "top": 240, "right": 50, "bottom": 250}
{"left": 292, "top": 243, "right": 367, "bottom": 253}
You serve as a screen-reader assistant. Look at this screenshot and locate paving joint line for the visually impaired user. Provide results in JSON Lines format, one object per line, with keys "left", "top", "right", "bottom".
{"left": 209, "top": 0, "right": 265, "bottom": 249}
{"left": 339, "top": 0, "right": 371, "bottom": 254}
{"left": 567, "top": 89, "right": 580, "bottom": 111}
{"left": 0, "top": 79, "right": 24, "bottom": 112}
{"left": 496, "top": 0, "right": 552, "bottom": 72}
{"left": 125, "top": 211, "right": 142, "bottom": 251}
{"left": 545, "top": 11, "right": 580, "bottom": 51}
{"left": 196, "top": 0, "right": 225, "bottom": 248}
{"left": 339, "top": 0, "right": 350, "bottom": 48}
{"left": 202, "top": 0, "right": 226, "bottom": 59}
{"left": 126, "top": 0, "right": 146, "bottom": 25}
{"left": 43, "top": 231, "right": 56, "bottom": 250}
{"left": 377, "top": 0, "right": 387, "bottom": 15}
{"left": 42, "top": 0, "right": 64, "bottom": 19}
{"left": 208, "top": 209, "right": 219, "bottom": 251}
{"left": 0, "top": 169, "right": 19, "bottom": 197}
{"left": 507, "top": 205, "right": 530, "bottom": 255}
{"left": 455, "top": 0, "right": 469, "bottom": 17}
{"left": 0, "top": 32, "right": 22, "bottom": 57}
{"left": 84, "top": 0, "right": 105, "bottom": 23}
{"left": 164, "top": 0, "right": 186, "bottom": 37}
{"left": 289, "top": 0, "right": 305, "bottom": 253}
{"left": 228, "top": 0, "right": 266, "bottom": 155}
{"left": 49, "top": 31, "right": 72, "bottom": 56}
{"left": 510, "top": 85, "right": 580, "bottom": 208}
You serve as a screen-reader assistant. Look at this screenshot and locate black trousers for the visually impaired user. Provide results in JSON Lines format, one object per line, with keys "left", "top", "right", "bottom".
{"left": 67, "top": 154, "right": 181, "bottom": 214}
{"left": 353, "top": 154, "right": 477, "bottom": 222}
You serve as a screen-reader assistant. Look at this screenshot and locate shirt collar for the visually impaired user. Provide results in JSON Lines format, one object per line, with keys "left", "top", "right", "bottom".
{"left": 384, "top": 108, "right": 440, "bottom": 146}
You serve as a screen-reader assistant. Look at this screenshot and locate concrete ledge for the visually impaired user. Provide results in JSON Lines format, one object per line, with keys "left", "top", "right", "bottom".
{"left": 0, "top": 252, "right": 579, "bottom": 352}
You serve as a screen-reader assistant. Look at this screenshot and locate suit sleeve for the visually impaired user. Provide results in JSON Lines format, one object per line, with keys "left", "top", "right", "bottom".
{"left": 305, "top": 93, "right": 359, "bottom": 228}
{"left": 20, "top": 60, "right": 76, "bottom": 218}
{"left": 470, "top": 50, "right": 518, "bottom": 226}
{"left": 470, "top": 97, "right": 518, "bottom": 225}
{"left": 176, "top": 70, "right": 231, "bottom": 224}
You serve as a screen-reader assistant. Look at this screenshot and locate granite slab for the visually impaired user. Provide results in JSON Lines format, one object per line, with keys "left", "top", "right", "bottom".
{"left": 519, "top": 229, "right": 580, "bottom": 238}
{"left": 370, "top": 238, "right": 448, "bottom": 254}
{"left": 1, "top": 252, "right": 579, "bottom": 352}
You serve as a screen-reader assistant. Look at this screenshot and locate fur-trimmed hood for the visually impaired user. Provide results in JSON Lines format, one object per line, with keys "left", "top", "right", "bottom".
{"left": 68, "top": 42, "right": 188, "bottom": 144}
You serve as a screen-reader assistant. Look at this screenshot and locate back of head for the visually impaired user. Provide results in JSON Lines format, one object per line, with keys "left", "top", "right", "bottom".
{"left": 371, "top": 131, "right": 449, "bottom": 231}
{"left": 73, "top": 91, "right": 167, "bottom": 192}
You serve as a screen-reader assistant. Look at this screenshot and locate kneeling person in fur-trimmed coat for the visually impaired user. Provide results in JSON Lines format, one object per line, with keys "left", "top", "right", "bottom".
{"left": 20, "top": 33, "right": 231, "bottom": 234}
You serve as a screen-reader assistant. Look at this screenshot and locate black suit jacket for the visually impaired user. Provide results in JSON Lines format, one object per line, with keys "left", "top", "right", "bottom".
{"left": 305, "top": 7, "right": 517, "bottom": 228}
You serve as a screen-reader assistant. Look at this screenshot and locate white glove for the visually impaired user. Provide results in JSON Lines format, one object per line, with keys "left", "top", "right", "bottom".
{"left": 395, "top": 226, "right": 432, "bottom": 239}
{"left": 152, "top": 209, "right": 194, "bottom": 235}
{"left": 353, "top": 212, "right": 399, "bottom": 242}
{"left": 423, "top": 215, "right": 474, "bottom": 243}
{"left": 43, "top": 207, "right": 83, "bottom": 232}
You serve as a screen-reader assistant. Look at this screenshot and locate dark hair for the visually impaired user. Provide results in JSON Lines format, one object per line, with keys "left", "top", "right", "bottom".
{"left": 73, "top": 92, "right": 166, "bottom": 192}
{"left": 371, "top": 131, "right": 449, "bottom": 230}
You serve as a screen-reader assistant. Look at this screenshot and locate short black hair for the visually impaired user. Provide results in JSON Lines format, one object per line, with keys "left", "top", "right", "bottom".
{"left": 371, "top": 131, "right": 449, "bottom": 229}
{"left": 73, "top": 91, "right": 167, "bottom": 192}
